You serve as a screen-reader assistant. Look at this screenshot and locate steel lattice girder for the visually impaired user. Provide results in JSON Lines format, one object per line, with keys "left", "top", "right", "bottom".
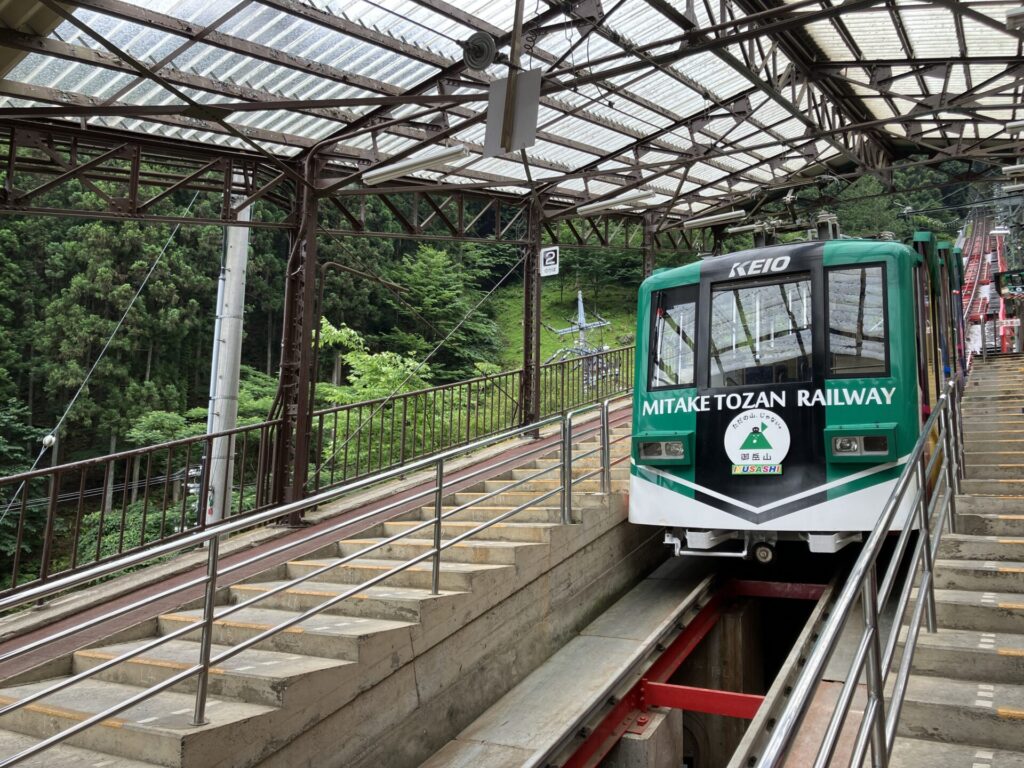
{"left": 0, "top": 0, "right": 1019, "bottom": 226}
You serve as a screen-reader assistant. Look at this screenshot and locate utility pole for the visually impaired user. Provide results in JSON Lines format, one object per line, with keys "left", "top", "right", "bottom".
{"left": 205, "top": 196, "right": 251, "bottom": 525}
{"left": 521, "top": 197, "right": 542, "bottom": 429}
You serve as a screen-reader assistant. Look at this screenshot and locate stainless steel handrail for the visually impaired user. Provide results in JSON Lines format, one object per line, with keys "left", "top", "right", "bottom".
{"left": 0, "top": 397, "right": 633, "bottom": 767}
{"left": 756, "top": 380, "right": 961, "bottom": 768}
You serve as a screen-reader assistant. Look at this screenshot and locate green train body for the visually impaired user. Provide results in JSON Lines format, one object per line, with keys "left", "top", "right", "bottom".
{"left": 630, "top": 235, "right": 962, "bottom": 556}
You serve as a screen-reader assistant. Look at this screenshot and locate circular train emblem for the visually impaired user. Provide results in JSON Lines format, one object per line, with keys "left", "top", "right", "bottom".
{"left": 724, "top": 409, "right": 790, "bottom": 475}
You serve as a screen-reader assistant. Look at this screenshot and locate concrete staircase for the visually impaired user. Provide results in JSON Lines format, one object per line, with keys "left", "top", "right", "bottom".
{"left": 0, "top": 425, "right": 642, "bottom": 768}
{"left": 892, "top": 355, "right": 1024, "bottom": 767}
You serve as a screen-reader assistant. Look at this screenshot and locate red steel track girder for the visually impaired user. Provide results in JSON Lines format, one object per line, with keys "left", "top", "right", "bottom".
{"left": 642, "top": 681, "right": 765, "bottom": 719}
{"left": 561, "top": 594, "right": 727, "bottom": 768}
{"left": 729, "top": 579, "right": 827, "bottom": 601}
{"left": 561, "top": 579, "right": 826, "bottom": 768}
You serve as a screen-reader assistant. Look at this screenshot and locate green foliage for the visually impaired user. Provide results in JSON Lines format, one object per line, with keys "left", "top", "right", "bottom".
{"left": 318, "top": 319, "right": 429, "bottom": 405}
{"left": 125, "top": 410, "right": 190, "bottom": 446}
{"left": 0, "top": 399, "right": 44, "bottom": 476}
{"left": 377, "top": 245, "right": 500, "bottom": 381}
{"left": 492, "top": 281, "right": 639, "bottom": 369}
{"left": 75, "top": 500, "right": 169, "bottom": 564}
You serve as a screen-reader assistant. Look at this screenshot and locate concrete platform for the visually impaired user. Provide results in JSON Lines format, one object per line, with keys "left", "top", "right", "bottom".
{"left": 897, "top": 676, "right": 1024, "bottom": 751}
{"left": 0, "top": 730, "right": 161, "bottom": 767}
{"left": 419, "top": 557, "right": 713, "bottom": 767}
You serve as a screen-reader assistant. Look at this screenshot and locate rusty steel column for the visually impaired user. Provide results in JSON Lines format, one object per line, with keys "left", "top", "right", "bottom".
{"left": 643, "top": 213, "right": 656, "bottom": 278}
{"left": 520, "top": 197, "right": 542, "bottom": 429}
{"left": 273, "top": 157, "right": 321, "bottom": 521}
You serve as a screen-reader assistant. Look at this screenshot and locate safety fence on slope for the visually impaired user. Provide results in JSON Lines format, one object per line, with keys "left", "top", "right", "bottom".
{"left": 0, "top": 345, "right": 634, "bottom": 597}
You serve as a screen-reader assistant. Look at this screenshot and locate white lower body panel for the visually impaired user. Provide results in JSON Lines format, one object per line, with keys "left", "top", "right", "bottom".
{"left": 628, "top": 470, "right": 918, "bottom": 532}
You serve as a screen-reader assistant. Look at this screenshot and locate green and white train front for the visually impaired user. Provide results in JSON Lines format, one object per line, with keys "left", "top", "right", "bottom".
{"left": 629, "top": 240, "right": 922, "bottom": 557}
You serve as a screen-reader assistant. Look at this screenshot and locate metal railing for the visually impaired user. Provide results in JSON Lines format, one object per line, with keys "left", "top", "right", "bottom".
{"left": 0, "top": 396, "right": 632, "bottom": 767}
{"left": 756, "top": 379, "right": 962, "bottom": 768}
{"left": 0, "top": 346, "right": 634, "bottom": 596}
{"left": 311, "top": 345, "right": 634, "bottom": 492}
{"left": 0, "top": 419, "right": 281, "bottom": 594}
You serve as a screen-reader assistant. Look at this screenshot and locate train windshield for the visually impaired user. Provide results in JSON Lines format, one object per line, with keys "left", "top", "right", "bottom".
{"left": 650, "top": 287, "right": 697, "bottom": 389}
{"left": 709, "top": 274, "right": 812, "bottom": 387}
{"left": 827, "top": 265, "right": 887, "bottom": 376}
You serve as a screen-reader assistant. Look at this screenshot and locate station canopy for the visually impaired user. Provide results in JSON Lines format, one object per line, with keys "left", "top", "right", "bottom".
{"left": 0, "top": 0, "right": 1021, "bottom": 219}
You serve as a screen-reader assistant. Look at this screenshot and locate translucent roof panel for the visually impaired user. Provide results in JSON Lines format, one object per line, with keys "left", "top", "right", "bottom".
{"left": 0, "top": 0, "right": 1019, "bottom": 219}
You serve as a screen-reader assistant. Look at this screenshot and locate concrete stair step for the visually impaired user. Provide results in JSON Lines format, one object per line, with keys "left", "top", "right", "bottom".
{"left": 966, "top": 464, "right": 1024, "bottom": 479}
{"left": 963, "top": 426, "right": 1024, "bottom": 438}
{"left": 968, "top": 366, "right": 1024, "bottom": 374}
{"left": 899, "top": 627, "right": 1024, "bottom": 682}
{"left": 285, "top": 556, "right": 508, "bottom": 592}
{"left": 964, "top": 401, "right": 1024, "bottom": 411}
{"left": 965, "top": 451, "right": 1024, "bottom": 461}
{"left": 529, "top": 457, "right": 626, "bottom": 469}
{"left": 966, "top": 441, "right": 1024, "bottom": 453}
{"left": 958, "top": 514, "right": 1024, "bottom": 536}
{"left": 381, "top": 519, "right": 557, "bottom": 543}
{"left": 891, "top": 737, "right": 1024, "bottom": 768}
{"left": 964, "top": 426, "right": 1024, "bottom": 435}
{"left": 897, "top": 675, "right": 1024, "bottom": 751}
{"left": 227, "top": 581, "right": 461, "bottom": 624}
{"left": 0, "top": 729, "right": 162, "bottom": 767}
{"left": 452, "top": 490, "right": 580, "bottom": 507}
{"left": 962, "top": 408, "right": 1024, "bottom": 418}
{"left": 934, "top": 558, "right": 1024, "bottom": 592}
{"left": 932, "top": 588, "right": 1024, "bottom": 633}
{"left": 506, "top": 467, "right": 629, "bottom": 482}
{"left": 416, "top": 504, "right": 564, "bottom": 524}
{"left": 157, "top": 605, "right": 415, "bottom": 663}
{"left": 939, "top": 533, "right": 1024, "bottom": 561}
{"left": 963, "top": 378, "right": 1024, "bottom": 386}
{"left": 0, "top": 677, "right": 274, "bottom": 768}
{"left": 957, "top": 495, "right": 1024, "bottom": 514}
{"left": 72, "top": 639, "right": 351, "bottom": 707}
{"left": 480, "top": 478, "right": 604, "bottom": 493}
{"left": 336, "top": 536, "right": 540, "bottom": 566}
{"left": 961, "top": 479, "right": 1024, "bottom": 495}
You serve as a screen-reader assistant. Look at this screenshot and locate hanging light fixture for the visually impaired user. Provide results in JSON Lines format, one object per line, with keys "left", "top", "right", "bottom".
{"left": 576, "top": 190, "right": 655, "bottom": 215}
{"left": 683, "top": 210, "right": 748, "bottom": 229}
{"left": 362, "top": 145, "right": 469, "bottom": 186}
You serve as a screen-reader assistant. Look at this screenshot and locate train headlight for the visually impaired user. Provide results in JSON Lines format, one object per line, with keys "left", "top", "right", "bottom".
{"left": 825, "top": 425, "right": 896, "bottom": 462}
{"left": 834, "top": 437, "right": 859, "bottom": 453}
{"left": 640, "top": 441, "right": 684, "bottom": 459}
{"left": 635, "top": 432, "right": 693, "bottom": 466}
{"left": 664, "top": 441, "right": 685, "bottom": 457}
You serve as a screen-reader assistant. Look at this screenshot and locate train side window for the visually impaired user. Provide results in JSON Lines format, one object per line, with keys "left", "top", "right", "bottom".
{"left": 649, "top": 287, "right": 697, "bottom": 389}
{"left": 826, "top": 265, "right": 888, "bottom": 377}
{"left": 708, "top": 274, "right": 812, "bottom": 388}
